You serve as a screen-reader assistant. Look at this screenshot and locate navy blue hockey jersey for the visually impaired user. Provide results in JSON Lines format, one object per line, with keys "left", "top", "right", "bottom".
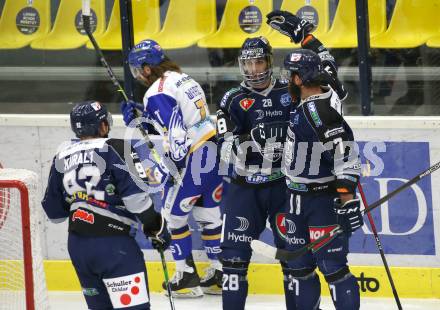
{"left": 42, "top": 138, "right": 153, "bottom": 236}
{"left": 283, "top": 87, "right": 361, "bottom": 195}
{"left": 217, "top": 78, "right": 292, "bottom": 185}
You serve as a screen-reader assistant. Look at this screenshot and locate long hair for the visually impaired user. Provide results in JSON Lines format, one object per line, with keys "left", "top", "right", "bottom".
{"left": 143, "top": 58, "right": 181, "bottom": 86}
{"left": 151, "top": 58, "right": 181, "bottom": 77}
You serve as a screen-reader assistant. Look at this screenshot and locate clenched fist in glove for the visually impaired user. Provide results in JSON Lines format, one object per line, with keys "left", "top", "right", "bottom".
{"left": 146, "top": 216, "right": 171, "bottom": 251}
{"left": 120, "top": 100, "right": 144, "bottom": 126}
{"left": 266, "top": 10, "right": 316, "bottom": 44}
{"left": 333, "top": 198, "right": 364, "bottom": 234}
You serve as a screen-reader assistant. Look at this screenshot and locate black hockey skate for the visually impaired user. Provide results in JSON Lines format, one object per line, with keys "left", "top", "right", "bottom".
{"left": 162, "top": 257, "right": 203, "bottom": 298}
{"left": 200, "top": 267, "right": 222, "bottom": 295}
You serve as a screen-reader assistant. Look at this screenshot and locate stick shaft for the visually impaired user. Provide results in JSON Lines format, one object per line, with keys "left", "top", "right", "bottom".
{"left": 358, "top": 183, "right": 402, "bottom": 310}
{"left": 159, "top": 249, "right": 175, "bottom": 310}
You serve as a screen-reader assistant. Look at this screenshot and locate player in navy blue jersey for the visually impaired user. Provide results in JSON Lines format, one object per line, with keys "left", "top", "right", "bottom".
{"left": 215, "top": 36, "right": 294, "bottom": 310}
{"left": 42, "top": 101, "right": 171, "bottom": 309}
{"left": 268, "top": 10, "right": 364, "bottom": 310}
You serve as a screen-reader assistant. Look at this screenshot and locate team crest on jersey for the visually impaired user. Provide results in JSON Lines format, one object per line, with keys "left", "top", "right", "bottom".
{"left": 239, "top": 98, "right": 256, "bottom": 111}
{"left": 212, "top": 183, "right": 223, "bottom": 203}
{"left": 280, "top": 93, "right": 292, "bottom": 107}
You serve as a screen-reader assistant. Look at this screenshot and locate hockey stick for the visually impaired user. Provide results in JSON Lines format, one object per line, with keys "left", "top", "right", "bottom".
{"left": 358, "top": 183, "right": 402, "bottom": 310}
{"left": 81, "top": 0, "right": 182, "bottom": 184}
{"left": 252, "top": 160, "right": 440, "bottom": 261}
{"left": 81, "top": 1, "right": 154, "bottom": 156}
{"left": 159, "top": 248, "right": 176, "bottom": 310}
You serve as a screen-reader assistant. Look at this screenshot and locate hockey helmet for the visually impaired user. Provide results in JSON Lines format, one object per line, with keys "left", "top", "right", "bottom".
{"left": 70, "top": 101, "right": 112, "bottom": 138}
{"left": 128, "top": 39, "right": 165, "bottom": 78}
{"left": 238, "top": 36, "right": 273, "bottom": 88}
{"left": 282, "top": 49, "right": 322, "bottom": 85}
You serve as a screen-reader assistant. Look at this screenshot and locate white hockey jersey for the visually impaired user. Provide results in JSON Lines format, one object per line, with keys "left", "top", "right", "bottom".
{"left": 143, "top": 71, "right": 215, "bottom": 166}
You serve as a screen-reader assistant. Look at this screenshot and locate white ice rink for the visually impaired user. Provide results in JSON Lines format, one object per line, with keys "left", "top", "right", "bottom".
{"left": 49, "top": 292, "right": 440, "bottom": 309}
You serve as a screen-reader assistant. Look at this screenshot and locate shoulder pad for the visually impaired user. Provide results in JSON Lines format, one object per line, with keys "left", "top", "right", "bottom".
{"left": 219, "top": 87, "right": 243, "bottom": 109}
{"left": 146, "top": 74, "right": 176, "bottom": 97}
{"left": 106, "top": 138, "right": 133, "bottom": 160}
{"left": 173, "top": 72, "right": 194, "bottom": 88}
{"left": 303, "top": 98, "right": 342, "bottom": 129}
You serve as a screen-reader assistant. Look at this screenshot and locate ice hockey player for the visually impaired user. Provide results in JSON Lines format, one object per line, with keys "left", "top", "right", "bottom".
{"left": 269, "top": 10, "right": 364, "bottom": 310}
{"left": 41, "top": 101, "right": 171, "bottom": 309}
{"left": 215, "top": 36, "right": 294, "bottom": 309}
{"left": 121, "top": 39, "right": 223, "bottom": 297}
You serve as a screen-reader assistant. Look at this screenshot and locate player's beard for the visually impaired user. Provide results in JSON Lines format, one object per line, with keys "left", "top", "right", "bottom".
{"left": 137, "top": 72, "right": 160, "bottom": 88}
{"left": 288, "top": 82, "right": 301, "bottom": 102}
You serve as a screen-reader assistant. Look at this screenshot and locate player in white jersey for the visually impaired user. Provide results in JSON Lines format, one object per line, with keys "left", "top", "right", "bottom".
{"left": 121, "top": 40, "right": 223, "bottom": 297}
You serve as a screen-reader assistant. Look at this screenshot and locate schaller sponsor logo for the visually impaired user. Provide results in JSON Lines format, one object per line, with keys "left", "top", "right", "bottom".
{"left": 103, "top": 272, "right": 148, "bottom": 307}
{"left": 106, "top": 279, "right": 132, "bottom": 291}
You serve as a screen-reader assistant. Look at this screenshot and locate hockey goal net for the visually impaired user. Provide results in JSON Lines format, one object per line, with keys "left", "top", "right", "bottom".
{"left": 0, "top": 168, "right": 49, "bottom": 310}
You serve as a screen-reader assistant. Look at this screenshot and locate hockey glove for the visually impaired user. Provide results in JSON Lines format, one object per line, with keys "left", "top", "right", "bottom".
{"left": 216, "top": 109, "right": 237, "bottom": 142}
{"left": 333, "top": 198, "right": 363, "bottom": 233}
{"left": 146, "top": 215, "right": 171, "bottom": 251}
{"left": 250, "top": 121, "right": 287, "bottom": 162}
{"left": 266, "top": 10, "right": 316, "bottom": 44}
{"left": 120, "top": 100, "right": 144, "bottom": 126}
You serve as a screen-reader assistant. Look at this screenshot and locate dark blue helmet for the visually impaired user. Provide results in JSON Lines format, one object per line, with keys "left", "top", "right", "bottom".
{"left": 70, "top": 101, "right": 112, "bottom": 138}
{"left": 282, "top": 49, "right": 322, "bottom": 84}
{"left": 128, "top": 39, "right": 165, "bottom": 78}
{"left": 238, "top": 36, "right": 273, "bottom": 88}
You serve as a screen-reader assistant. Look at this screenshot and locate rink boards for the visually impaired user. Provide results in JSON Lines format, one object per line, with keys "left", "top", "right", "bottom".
{"left": 41, "top": 261, "right": 440, "bottom": 297}
{"left": 0, "top": 115, "right": 440, "bottom": 298}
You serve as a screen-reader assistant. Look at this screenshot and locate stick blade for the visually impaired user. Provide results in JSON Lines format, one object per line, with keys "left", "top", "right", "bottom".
{"left": 251, "top": 240, "right": 277, "bottom": 259}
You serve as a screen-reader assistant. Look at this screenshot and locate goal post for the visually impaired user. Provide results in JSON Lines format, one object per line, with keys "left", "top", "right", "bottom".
{"left": 0, "top": 169, "right": 49, "bottom": 310}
